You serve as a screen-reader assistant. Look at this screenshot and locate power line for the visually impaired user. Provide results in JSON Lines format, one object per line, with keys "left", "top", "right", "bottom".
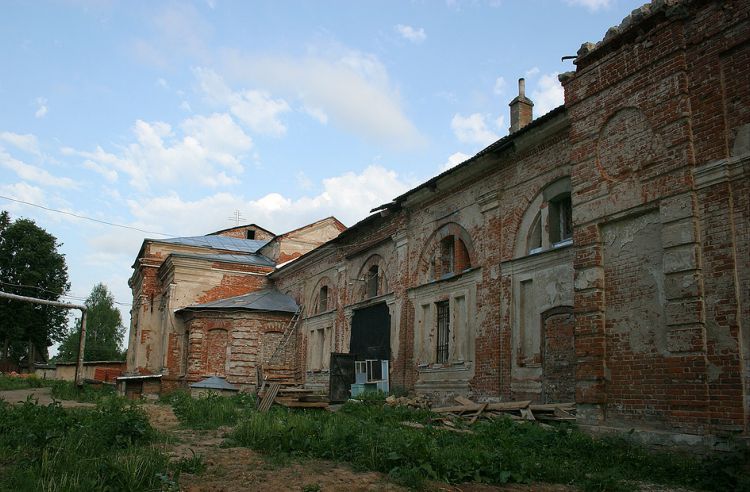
{"left": 0, "top": 280, "right": 132, "bottom": 306}
{"left": 0, "top": 194, "right": 175, "bottom": 237}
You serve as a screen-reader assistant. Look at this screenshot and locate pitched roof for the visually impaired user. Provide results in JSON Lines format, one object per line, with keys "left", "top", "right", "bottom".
{"left": 206, "top": 223, "right": 275, "bottom": 237}
{"left": 178, "top": 288, "right": 298, "bottom": 313}
{"left": 152, "top": 235, "right": 269, "bottom": 254}
{"left": 168, "top": 252, "right": 276, "bottom": 267}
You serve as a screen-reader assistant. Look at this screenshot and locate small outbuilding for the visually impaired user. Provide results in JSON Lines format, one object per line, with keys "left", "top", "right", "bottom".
{"left": 190, "top": 375, "right": 239, "bottom": 397}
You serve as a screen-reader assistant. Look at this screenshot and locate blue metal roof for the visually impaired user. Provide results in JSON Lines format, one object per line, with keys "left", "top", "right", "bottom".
{"left": 190, "top": 376, "right": 239, "bottom": 391}
{"left": 154, "top": 235, "right": 269, "bottom": 254}
{"left": 169, "top": 252, "right": 276, "bottom": 267}
{"left": 179, "top": 288, "right": 298, "bottom": 313}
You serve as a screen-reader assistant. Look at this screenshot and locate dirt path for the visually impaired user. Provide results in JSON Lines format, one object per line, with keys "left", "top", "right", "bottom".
{"left": 141, "top": 404, "right": 577, "bottom": 492}
{"left": 0, "top": 387, "right": 94, "bottom": 408}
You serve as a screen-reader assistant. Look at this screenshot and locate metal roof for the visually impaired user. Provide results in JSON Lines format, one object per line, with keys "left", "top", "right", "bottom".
{"left": 190, "top": 375, "right": 239, "bottom": 391}
{"left": 153, "top": 235, "right": 269, "bottom": 254}
{"left": 179, "top": 288, "right": 298, "bottom": 313}
{"left": 169, "top": 252, "right": 275, "bottom": 267}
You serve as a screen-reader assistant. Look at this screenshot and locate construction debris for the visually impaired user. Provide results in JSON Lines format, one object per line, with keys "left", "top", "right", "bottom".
{"left": 430, "top": 397, "right": 575, "bottom": 426}
{"left": 384, "top": 394, "right": 430, "bottom": 409}
{"left": 257, "top": 383, "right": 330, "bottom": 410}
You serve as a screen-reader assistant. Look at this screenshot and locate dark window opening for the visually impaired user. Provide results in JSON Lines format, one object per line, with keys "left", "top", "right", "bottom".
{"left": 318, "top": 286, "right": 329, "bottom": 313}
{"left": 439, "top": 237, "right": 455, "bottom": 278}
{"left": 246, "top": 230, "right": 255, "bottom": 240}
{"left": 436, "top": 301, "right": 450, "bottom": 363}
{"left": 548, "top": 194, "right": 573, "bottom": 244}
{"left": 366, "top": 265, "right": 379, "bottom": 298}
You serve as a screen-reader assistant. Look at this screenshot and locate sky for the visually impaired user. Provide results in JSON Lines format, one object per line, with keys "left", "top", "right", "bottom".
{"left": 0, "top": 0, "right": 645, "bottom": 352}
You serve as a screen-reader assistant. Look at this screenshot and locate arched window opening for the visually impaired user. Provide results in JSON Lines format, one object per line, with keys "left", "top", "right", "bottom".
{"left": 318, "top": 285, "right": 329, "bottom": 313}
{"left": 549, "top": 194, "right": 573, "bottom": 245}
{"left": 528, "top": 214, "right": 542, "bottom": 254}
{"left": 366, "top": 265, "right": 379, "bottom": 298}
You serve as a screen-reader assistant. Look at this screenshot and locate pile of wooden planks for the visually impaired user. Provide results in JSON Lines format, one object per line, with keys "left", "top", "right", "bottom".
{"left": 431, "top": 396, "right": 575, "bottom": 425}
{"left": 384, "top": 394, "right": 430, "bottom": 409}
{"left": 257, "top": 383, "right": 329, "bottom": 412}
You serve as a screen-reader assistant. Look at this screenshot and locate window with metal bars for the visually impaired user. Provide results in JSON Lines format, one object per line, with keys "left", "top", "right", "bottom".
{"left": 436, "top": 301, "right": 450, "bottom": 363}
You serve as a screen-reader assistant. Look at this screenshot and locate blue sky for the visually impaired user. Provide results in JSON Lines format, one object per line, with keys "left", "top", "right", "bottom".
{"left": 0, "top": 0, "right": 644, "bottom": 347}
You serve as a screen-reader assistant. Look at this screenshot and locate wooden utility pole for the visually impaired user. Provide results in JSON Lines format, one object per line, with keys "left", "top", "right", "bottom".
{"left": 0, "top": 291, "right": 87, "bottom": 385}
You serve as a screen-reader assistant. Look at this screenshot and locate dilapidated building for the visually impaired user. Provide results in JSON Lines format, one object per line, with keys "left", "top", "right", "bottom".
{"left": 127, "top": 0, "right": 749, "bottom": 444}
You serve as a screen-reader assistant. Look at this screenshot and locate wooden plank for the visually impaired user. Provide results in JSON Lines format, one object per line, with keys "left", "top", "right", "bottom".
{"left": 259, "top": 382, "right": 280, "bottom": 413}
{"left": 486, "top": 400, "right": 531, "bottom": 411}
{"left": 529, "top": 403, "right": 575, "bottom": 412}
{"left": 273, "top": 398, "right": 328, "bottom": 408}
{"left": 520, "top": 407, "right": 536, "bottom": 421}
{"left": 454, "top": 396, "right": 476, "bottom": 406}
{"left": 432, "top": 404, "right": 482, "bottom": 414}
{"left": 468, "top": 403, "right": 488, "bottom": 425}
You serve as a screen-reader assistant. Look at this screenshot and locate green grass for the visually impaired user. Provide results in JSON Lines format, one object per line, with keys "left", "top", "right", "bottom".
{"left": 162, "top": 389, "right": 256, "bottom": 429}
{"left": 0, "top": 374, "right": 116, "bottom": 403}
{"left": 0, "top": 374, "right": 48, "bottom": 390}
{"left": 0, "top": 396, "right": 173, "bottom": 491}
{"left": 47, "top": 379, "right": 116, "bottom": 402}
{"left": 231, "top": 402, "right": 749, "bottom": 491}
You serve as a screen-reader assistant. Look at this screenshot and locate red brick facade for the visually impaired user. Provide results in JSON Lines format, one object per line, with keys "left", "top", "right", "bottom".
{"left": 125, "top": 0, "right": 749, "bottom": 442}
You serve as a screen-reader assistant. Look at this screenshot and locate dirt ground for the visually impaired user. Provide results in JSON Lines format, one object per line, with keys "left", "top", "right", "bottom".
{"left": 3, "top": 388, "right": 683, "bottom": 491}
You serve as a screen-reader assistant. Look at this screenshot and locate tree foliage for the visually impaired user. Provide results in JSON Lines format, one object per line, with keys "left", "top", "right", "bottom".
{"left": 57, "top": 283, "right": 124, "bottom": 362}
{"left": 0, "top": 212, "right": 70, "bottom": 363}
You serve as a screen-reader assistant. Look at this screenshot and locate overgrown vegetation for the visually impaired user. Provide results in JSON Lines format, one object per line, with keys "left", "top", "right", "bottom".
{"left": 0, "top": 396, "right": 172, "bottom": 491}
{"left": 0, "top": 374, "right": 47, "bottom": 390}
{"left": 48, "top": 379, "right": 116, "bottom": 402}
{"left": 0, "top": 374, "right": 116, "bottom": 402}
{"left": 231, "top": 402, "right": 749, "bottom": 491}
{"left": 162, "top": 389, "right": 256, "bottom": 429}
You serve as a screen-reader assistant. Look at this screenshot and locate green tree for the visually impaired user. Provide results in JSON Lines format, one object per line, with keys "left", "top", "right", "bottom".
{"left": 57, "top": 283, "right": 124, "bottom": 361}
{"left": 0, "top": 212, "right": 70, "bottom": 364}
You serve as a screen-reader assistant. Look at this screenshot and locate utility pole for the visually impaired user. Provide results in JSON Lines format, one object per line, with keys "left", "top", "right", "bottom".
{"left": 0, "top": 291, "right": 88, "bottom": 386}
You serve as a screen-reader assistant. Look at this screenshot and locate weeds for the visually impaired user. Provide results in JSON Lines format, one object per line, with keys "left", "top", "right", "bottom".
{"left": 48, "top": 379, "right": 116, "bottom": 402}
{"left": 0, "top": 396, "right": 172, "bottom": 491}
{"left": 232, "top": 402, "right": 749, "bottom": 491}
{"left": 170, "top": 449, "right": 207, "bottom": 475}
{"left": 163, "top": 389, "right": 256, "bottom": 429}
{"left": 0, "top": 373, "right": 47, "bottom": 390}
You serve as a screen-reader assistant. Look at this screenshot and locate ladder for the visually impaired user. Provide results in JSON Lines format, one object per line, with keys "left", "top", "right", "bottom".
{"left": 267, "top": 304, "right": 303, "bottom": 367}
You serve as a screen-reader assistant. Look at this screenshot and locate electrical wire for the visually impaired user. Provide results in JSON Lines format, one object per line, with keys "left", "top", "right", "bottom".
{"left": 0, "top": 194, "right": 175, "bottom": 237}
{"left": 0, "top": 280, "right": 132, "bottom": 306}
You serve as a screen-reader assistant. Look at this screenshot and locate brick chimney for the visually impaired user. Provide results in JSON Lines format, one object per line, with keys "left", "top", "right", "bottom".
{"left": 509, "top": 78, "right": 534, "bottom": 133}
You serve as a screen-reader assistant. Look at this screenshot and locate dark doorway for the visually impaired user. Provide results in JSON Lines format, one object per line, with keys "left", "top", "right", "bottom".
{"left": 350, "top": 303, "right": 391, "bottom": 360}
{"left": 329, "top": 353, "right": 355, "bottom": 402}
{"left": 541, "top": 306, "right": 575, "bottom": 403}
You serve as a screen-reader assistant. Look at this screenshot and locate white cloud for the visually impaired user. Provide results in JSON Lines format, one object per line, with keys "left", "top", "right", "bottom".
{"left": 194, "top": 68, "right": 290, "bottom": 137}
{"left": 0, "top": 132, "right": 41, "bottom": 156}
{"left": 451, "top": 113, "right": 499, "bottom": 146}
{"left": 525, "top": 67, "right": 540, "bottom": 78}
{"left": 395, "top": 24, "right": 426, "bottom": 43}
{"left": 439, "top": 152, "right": 471, "bottom": 172}
{"left": 64, "top": 112, "right": 253, "bottom": 190}
{"left": 220, "top": 47, "right": 425, "bottom": 149}
{"left": 83, "top": 159, "right": 118, "bottom": 182}
{"left": 179, "top": 100, "right": 192, "bottom": 112}
{"left": 0, "top": 181, "right": 48, "bottom": 207}
{"left": 303, "top": 105, "right": 328, "bottom": 125}
{"left": 35, "top": 97, "right": 48, "bottom": 118}
{"left": 493, "top": 76, "right": 507, "bottom": 96}
{"left": 0, "top": 148, "right": 76, "bottom": 188}
{"left": 119, "top": 165, "right": 413, "bottom": 241}
{"left": 530, "top": 72, "right": 564, "bottom": 117}
{"left": 156, "top": 77, "right": 169, "bottom": 88}
{"left": 565, "top": 0, "right": 612, "bottom": 11}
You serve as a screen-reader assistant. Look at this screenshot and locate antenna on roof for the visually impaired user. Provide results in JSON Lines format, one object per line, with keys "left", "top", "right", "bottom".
{"left": 228, "top": 210, "right": 246, "bottom": 226}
